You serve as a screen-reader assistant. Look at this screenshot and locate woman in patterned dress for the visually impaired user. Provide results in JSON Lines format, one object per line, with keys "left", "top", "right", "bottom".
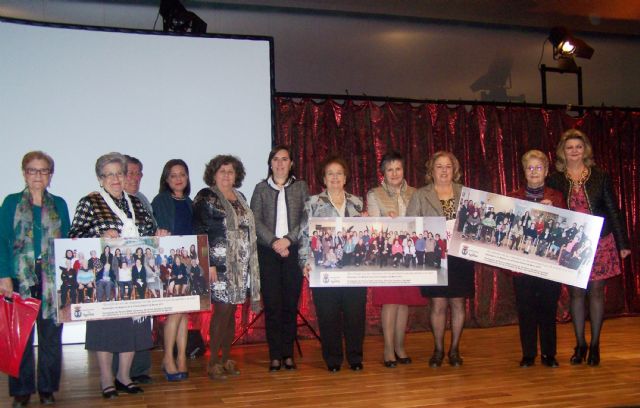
{"left": 193, "top": 155, "right": 261, "bottom": 380}
{"left": 407, "top": 151, "right": 475, "bottom": 368}
{"left": 69, "top": 152, "right": 159, "bottom": 398}
{"left": 548, "top": 129, "right": 631, "bottom": 366}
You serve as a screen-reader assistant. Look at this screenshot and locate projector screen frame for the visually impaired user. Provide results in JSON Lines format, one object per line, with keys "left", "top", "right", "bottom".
{"left": 0, "top": 15, "right": 277, "bottom": 146}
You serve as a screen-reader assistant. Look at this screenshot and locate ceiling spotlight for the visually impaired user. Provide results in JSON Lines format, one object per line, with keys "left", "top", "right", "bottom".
{"left": 159, "top": 0, "right": 207, "bottom": 34}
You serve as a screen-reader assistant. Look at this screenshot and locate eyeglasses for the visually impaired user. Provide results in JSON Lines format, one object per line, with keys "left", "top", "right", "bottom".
{"left": 25, "top": 168, "right": 51, "bottom": 176}
{"left": 526, "top": 165, "right": 544, "bottom": 173}
{"left": 101, "top": 171, "right": 125, "bottom": 179}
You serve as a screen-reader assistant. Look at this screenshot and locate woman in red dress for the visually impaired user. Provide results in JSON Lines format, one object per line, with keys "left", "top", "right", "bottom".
{"left": 548, "top": 129, "right": 631, "bottom": 366}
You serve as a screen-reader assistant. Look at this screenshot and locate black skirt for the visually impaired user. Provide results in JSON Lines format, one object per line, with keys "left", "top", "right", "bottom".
{"left": 85, "top": 317, "right": 152, "bottom": 352}
{"left": 421, "top": 256, "right": 475, "bottom": 298}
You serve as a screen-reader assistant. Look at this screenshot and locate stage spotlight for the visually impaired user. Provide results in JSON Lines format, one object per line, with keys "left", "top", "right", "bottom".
{"left": 159, "top": 0, "right": 207, "bottom": 34}
{"left": 540, "top": 27, "right": 594, "bottom": 105}
{"left": 548, "top": 27, "right": 594, "bottom": 69}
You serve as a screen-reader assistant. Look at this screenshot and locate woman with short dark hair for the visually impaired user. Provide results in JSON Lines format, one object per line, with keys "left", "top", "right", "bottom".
{"left": 250, "top": 145, "right": 309, "bottom": 371}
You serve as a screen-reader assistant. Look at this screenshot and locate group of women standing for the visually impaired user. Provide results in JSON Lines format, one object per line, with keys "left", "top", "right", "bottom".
{"left": 0, "top": 127, "right": 631, "bottom": 407}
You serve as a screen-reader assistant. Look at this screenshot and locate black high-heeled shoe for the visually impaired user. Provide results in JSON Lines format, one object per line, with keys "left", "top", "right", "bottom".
{"left": 383, "top": 360, "right": 397, "bottom": 368}
{"left": 429, "top": 350, "right": 444, "bottom": 368}
{"left": 283, "top": 357, "right": 297, "bottom": 370}
{"left": 269, "top": 360, "right": 282, "bottom": 372}
{"left": 448, "top": 350, "right": 463, "bottom": 367}
{"left": 570, "top": 344, "right": 588, "bottom": 365}
{"left": 115, "top": 379, "right": 143, "bottom": 394}
{"left": 101, "top": 386, "right": 118, "bottom": 399}
{"left": 587, "top": 344, "right": 600, "bottom": 366}
{"left": 394, "top": 352, "right": 412, "bottom": 365}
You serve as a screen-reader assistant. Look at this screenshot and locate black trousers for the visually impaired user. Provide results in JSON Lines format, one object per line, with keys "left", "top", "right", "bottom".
{"left": 9, "top": 280, "right": 63, "bottom": 397}
{"left": 513, "top": 274, "right": 561, "bottom": 359}
{"left": 311, "top": 286, "right": 366, "bottom": 367}
{"left": 258, "top": 245, "right": 303, "bottom": 361}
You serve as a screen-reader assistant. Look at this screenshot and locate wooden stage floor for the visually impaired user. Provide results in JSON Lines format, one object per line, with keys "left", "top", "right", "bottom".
{"left": 2, "top": 317, "right": 639, "bottom": 407}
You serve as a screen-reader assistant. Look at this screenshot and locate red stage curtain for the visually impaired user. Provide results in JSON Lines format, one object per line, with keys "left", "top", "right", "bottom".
{"left": 192, "top": 99, "right": 639, "bottom": 345}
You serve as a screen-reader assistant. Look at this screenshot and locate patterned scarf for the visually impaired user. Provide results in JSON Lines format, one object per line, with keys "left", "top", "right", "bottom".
{"left": 13, "top": 188, "right": 62, "bottom": 320}
{"left": 378, "top": 180, "right": 410, "bottom": 216}
{"left": 211, "top": 186, "right": 261, "bottom": 312}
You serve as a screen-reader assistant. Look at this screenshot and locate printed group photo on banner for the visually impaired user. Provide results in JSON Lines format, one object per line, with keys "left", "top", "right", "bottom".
{"left": 449, "top": 187, "right": 603, "bottom": 288}
{"left": 307, "top": 216, "right": 448, "bottom": 287}
{"left": 53, "top": 235, "right": 211, "bottom": 322}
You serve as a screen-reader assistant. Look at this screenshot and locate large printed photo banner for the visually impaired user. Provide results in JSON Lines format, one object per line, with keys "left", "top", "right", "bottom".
{"left": 308, "top": 217, "right": 448, "bottom": 287}
{"left": 53, "top": 235, "right": 211, "bottom": 322}
{"left": 449, "top": 187, "right": 603, "bottom": 289}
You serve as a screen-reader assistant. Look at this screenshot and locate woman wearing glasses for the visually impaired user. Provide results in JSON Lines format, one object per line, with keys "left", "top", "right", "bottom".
{"left": 69, "top": 152, "right": 161, "bottom": 399}
{"left": 0, "top": 151, "right": 70, "bottom": 407}
{"left": 508, "top": 150, "right": 565, "bottom": 368}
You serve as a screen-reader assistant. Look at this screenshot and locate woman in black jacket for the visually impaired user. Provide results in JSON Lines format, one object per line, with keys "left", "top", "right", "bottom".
{"left": 548, "top": 129, "right": 631, "bottom": 366}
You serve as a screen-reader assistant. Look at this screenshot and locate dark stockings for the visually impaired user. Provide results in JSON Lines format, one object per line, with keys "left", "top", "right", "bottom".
{"left": 430, "top": 297, "right": 465, "bottom": 353}
{"left": 570, "top": 280, "right": 605, "bottom": 347}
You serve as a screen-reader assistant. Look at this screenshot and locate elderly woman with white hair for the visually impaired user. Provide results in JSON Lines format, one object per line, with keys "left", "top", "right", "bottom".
{"left": 69, "top": 152, "right": 162, "bottom": 399}
{"left": 508, "top": 149, "right": 565, "bottom": 368}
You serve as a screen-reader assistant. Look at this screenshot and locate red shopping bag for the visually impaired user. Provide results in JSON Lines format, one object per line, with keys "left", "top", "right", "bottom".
{"left": 0, "top": 293, "right": 41, "bottom": 377}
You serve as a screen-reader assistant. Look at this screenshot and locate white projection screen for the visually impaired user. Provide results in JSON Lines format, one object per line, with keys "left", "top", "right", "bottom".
{"left": 0, "top": 18, "right": 274, "bottom": 343}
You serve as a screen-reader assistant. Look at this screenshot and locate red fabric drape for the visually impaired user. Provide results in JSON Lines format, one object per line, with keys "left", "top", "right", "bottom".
{"left": 273, "top": 98, "right": 640, "bottom": 336}
{"left": 189, "top": 99, "right": 639, "bottom": 344}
